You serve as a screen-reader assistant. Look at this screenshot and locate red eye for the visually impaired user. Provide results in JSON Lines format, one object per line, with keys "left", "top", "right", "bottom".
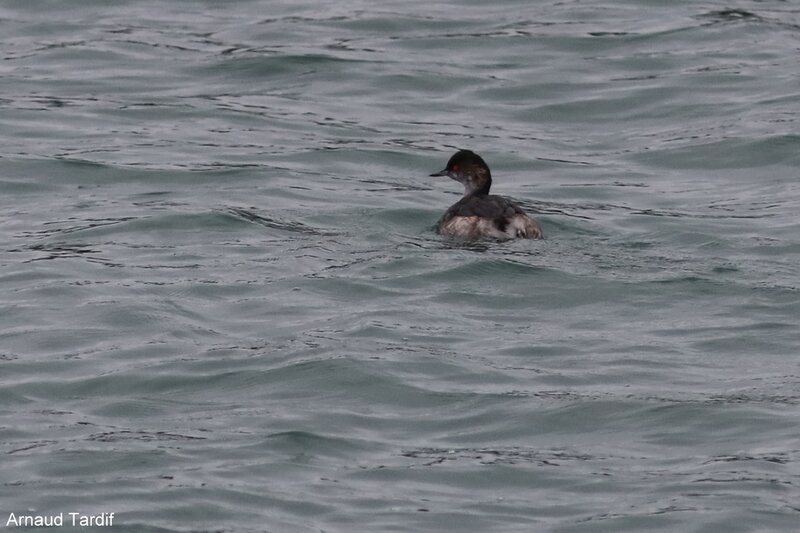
{"left": 452, "top": 164, "right": 460, "bottom": 172}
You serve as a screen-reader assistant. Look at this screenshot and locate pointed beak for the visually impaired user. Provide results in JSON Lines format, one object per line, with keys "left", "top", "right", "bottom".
{"left": 430, "top": 169, "right": 449, "bottom": 177}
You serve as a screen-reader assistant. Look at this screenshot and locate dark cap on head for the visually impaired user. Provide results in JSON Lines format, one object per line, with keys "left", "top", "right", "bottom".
{"left": 430, "top": 150, "right": 489, "bottom": 177}
{"left": 430, "top": 149, "right": 493, "bottom": 196}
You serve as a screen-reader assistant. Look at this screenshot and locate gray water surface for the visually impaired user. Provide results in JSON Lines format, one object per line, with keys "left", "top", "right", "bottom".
{"left": 1, "top": 1, "right": 799, "bottom": 532}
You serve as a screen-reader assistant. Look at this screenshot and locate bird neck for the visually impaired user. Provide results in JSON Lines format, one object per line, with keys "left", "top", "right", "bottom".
{"left": 463, "top": 171, "right": 491, "bottom": 196}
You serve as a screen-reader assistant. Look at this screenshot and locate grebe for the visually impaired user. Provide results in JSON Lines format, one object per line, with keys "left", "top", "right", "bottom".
{"left": 430, "top": 150, "right": 543, "bottom": 239}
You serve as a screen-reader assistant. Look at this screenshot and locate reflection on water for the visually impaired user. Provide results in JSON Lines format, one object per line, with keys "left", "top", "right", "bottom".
{"left": 1, "top": 0, "right": 799, "bottom": 531}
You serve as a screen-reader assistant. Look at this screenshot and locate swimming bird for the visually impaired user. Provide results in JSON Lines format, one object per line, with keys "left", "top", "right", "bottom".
{"left": 430, "top": 150, "right": 543, "bottom": 239}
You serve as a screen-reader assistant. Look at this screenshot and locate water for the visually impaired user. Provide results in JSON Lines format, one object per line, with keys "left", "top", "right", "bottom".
{"left": 1, "top": 0, "right": 799, "bottom": 531}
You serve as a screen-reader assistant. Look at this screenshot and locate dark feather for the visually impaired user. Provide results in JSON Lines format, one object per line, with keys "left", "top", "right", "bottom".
{"left": 439, "top": 194, "right": 526, "bottom": 227}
